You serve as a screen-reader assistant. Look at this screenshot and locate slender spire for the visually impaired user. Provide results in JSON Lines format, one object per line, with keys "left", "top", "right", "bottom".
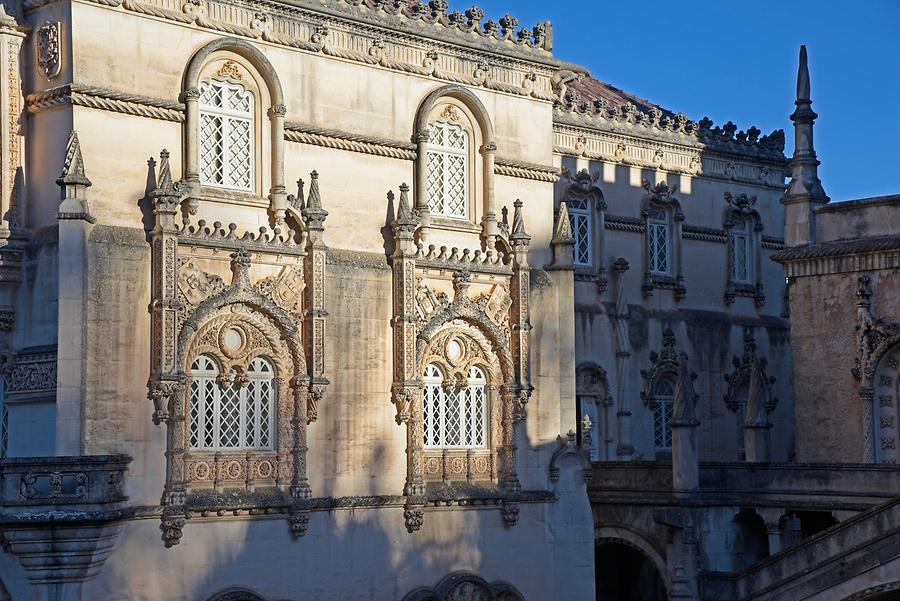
{"left": 306, "top": 170, "right": 322, "bottom": 210}
{"left": 57, "top": 131, "right": 91, "bottom": 188}
{"left": 302, "top": 170, "right": 328, "bottom": 231}
{"left": 396, "top": 182, "right": 412, "bottom": 220}
{"left": 784, "top": 45, "right": 828, "bottom": 206}
{"left": 551, "top": 201, "right": 574, "bottom": 243}
{"left": 509, "top": 199, "right": 530, "bottom": 246}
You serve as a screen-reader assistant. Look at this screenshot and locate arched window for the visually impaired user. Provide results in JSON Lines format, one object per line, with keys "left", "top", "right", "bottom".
{"left": 652, "top": 378, "right": 674, "bottom": 451}
{"left": 425, "top": 120, "right": 469, "bottom": 219}
{"left": 647, "top": 210, "right": 670, "bottom": 276}
{"left": 199, "top": 79, "right": 254, "bottom": 191}
{"left": 188, "top": 354, "right": 275, "bottom": 451}
{"left": 423, "top": 363, "right": 487, "bottom": 448}
{"left": 729, "top": 219, "right": 752, "bottom": 284}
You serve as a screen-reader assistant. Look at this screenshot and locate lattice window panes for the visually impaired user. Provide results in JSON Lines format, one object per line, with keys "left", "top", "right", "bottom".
{"left": 648, "top": 210, "right": 670, "bottom": 275}
{"left": 729, "top": 219, "right": 752, "bottom": 283}
{"left": 425, "top": 121, "right": 469, "bottom": 219}
{"left": 652, "top": 378, "right": 674, "bottom": 450}
{"left": 423, "top": 364, "right": 487, "bottom": 448}
{"left": 199, "top": 79, "right": 254, "bottom": 191}
{"left": 568, "top": 198, "right": 592, "bottom": 267}
{"left": 188, "top": 354, "right": 275, "bottom": 451}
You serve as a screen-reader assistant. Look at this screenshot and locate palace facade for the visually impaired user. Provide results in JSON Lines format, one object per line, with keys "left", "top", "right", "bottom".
{"left": 0, "top": 1, "right": 896, "bottom": 600}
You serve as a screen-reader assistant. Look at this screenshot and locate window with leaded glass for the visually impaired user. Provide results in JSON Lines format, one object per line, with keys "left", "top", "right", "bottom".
{"left": 199, "top": 79, "right": 254, "bottom": 191}
{"left": 647, "top": 210, "right": 670, "bottom": 275}
{"left": 425, "top": 121, "right": 469, "bottom": 219}
{"left": 189, "top": 354, "right": 274, "bottom": 451}
{"left": 423, "top": 364, "right": 487, "bottom": 448}
{"left": 729, "top": 219, "right": 752, "bottom": 283}
{"left": 568, "top": 198, "right": 592, "bottom": 267}
{"left": 652, "top": 378, "right": 674, "bottom": 450}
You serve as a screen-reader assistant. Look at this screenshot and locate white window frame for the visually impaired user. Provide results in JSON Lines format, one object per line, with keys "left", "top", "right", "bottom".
{"left": 199, "top": 79, "right": 255, "bottom": 192}
{"left": 425, "top": 121, "right": 470, "bottom": 220}
{"left": 423, "top": 364, "right": 488, "bottom": 449}
{"left": 189, "top": 355, "right": 275, "bottom": 451}
{"left": 652, "top": 378, "right": 674, "bottom": 451}
{"left": 648, "top": 210, "right": 671, "bottom": 276}
{"left": 568, "top": 198, "right": 593, "bottom": 267}
{"left": 729, "top": 219, "right": 753, "bottom": 284}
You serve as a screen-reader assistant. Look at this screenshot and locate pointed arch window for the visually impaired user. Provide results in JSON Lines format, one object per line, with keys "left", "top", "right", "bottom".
{"left": 199, "top": 79, "right": 254, "bottom": 191}
{"left": 188, "top": 354, "right": 275, "bottom": 451}
{"left": 423, "top": 363, "right": 487, "bottom": 448}
{"left": 425, "top": 121, "right": 469, "bottom": 219}
{"left": 652, "top": 378, "right": 674, "bottom": 451}
{"left": 647, "top": 210, "right": 670, "bottom": 275}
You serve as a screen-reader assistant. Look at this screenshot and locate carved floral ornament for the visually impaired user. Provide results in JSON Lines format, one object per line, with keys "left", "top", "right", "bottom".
{"left": 723, "top": 331, "right": 778, "bottom": 420}
{"left": 147, "top": 150, "right": 327, "bottom": 547}
{"left": 390, "top": 191, "right": 532, "bottom": 533}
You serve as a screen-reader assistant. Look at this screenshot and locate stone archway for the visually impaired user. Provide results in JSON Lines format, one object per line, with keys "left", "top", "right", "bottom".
{"left": 595, "top": 537, "right": 667, "bottom": 601}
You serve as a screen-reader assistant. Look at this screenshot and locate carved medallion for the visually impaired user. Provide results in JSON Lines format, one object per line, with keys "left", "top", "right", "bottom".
{"left": 36, "top": 21, "right": 61, "bottom": 80}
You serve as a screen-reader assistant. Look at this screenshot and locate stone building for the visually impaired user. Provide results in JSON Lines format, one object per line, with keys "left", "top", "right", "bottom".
{"left": 0, "top": 0, "right": 895, "bottom": 599}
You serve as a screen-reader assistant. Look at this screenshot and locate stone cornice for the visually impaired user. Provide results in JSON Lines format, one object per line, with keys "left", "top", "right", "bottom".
{"left": 26, "top": 83, "right": 185, "bottom": 121}
{"left": 554, "top": 106, "right": 788, "bottom": 164}
{"left": 553, "top": 123, "right": 788, "bottom": 191}
{"left": 772, "top": 235, "right": 900, "bottom": 277}
{"left": 285, "top": 122, "right": 416, "bottom": 159}
{"left": 31, "top": 0, "right": 567, "bottom": 104}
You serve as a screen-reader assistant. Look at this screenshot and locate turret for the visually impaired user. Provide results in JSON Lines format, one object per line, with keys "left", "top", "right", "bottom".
{"left": 782, "top": 45, "right": 829, "bottom": 247}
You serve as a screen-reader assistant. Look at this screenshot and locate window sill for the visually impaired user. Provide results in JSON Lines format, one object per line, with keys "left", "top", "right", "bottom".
{"left": 428, "top": 215, "right": 482, "bottom": 234}
{"left": 197, "top": 186, "right": 269, "bottom": 209}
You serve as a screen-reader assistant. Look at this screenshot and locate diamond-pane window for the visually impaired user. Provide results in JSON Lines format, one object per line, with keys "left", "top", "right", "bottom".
{"left": 423, "top": 364, "right": 487, "bottom": 448}
{"left": 729, "top": 219, "right": 752, "bottom": 283}
{"left": 425, "top": 121, "right": 469, "bottom": 219}
{"left": 188, "top": 354, "right": 275, "bottom": 451}
{"left": 648, "top": 211, "right": 670, "bottom": 275}
{"left": 199, "top": 80, "right": 254, "bottom": 191}
{"left": 568, "top": 202, "right": 592, "bottom": 267}
{"left": 652, "top": 379, "right": 674, "bottom": 450}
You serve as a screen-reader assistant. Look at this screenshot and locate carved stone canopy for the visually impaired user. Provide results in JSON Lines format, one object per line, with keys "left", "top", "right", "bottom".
{"left": 723, "top": 331, "right": 778, "bottom": 418}
{"left": 576, "top": 362, "right": 613, "bottom": 406}
{"left": 641, "top": 180, "right": 683, "bottom": 221}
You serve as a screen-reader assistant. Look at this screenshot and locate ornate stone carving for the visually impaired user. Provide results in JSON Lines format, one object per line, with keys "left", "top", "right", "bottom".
{"left": 640, "top": 328, "right": 695, "bottom": 414}
{"left": 723, "top": 331, "right": 778, "bottom": 421}
{"left": 1, "top": 348, "right": 57, "bottom": 396}
{"left": 390, "top": 185, "right": 532, "bottom": 531}
{"left": 147, "top": 150, "right": 327, "bottom": 546}
{"left": 216, "top": 59, "right": 242, "bottom": 80}
{"left": 36, "top": 21, "right": 61, "bottom": 80}
{"left": 401, "top": 571, "right": 526, "bottom": 601}
{"left": 548, "top": 430, "right": 591, "bottom": 483}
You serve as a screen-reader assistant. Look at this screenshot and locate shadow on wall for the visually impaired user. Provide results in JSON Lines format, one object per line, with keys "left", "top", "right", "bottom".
{"left": 595, "top": 541, "right": 666, "bottom": 601}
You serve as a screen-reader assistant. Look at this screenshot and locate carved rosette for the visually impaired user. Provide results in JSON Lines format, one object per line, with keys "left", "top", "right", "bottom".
{"left": 147, "top": 152, "right": 327, "bottom": 546}
{"left": 389, "top": 189, "right": 532, "bottom": 532}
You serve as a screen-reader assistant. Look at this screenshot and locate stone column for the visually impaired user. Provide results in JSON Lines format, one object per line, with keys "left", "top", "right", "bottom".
{"left": 547, "top": 202, "right": 577, "bottom": 435}
{"left": 55, "top": 132, "right": 95, "bottom": 455}
{"left": 182, "top": 87, "right": 201, "bottom": 200}
{"left": 413, "top": 132, "right": 432, "bottom": 243}
{"left": 480, "top": 141, "right": 498, "bottom": 248}
{"left": 743, "top": 360, "right": 770, "bottom": 462}
{"left": 612, "top": 258, "right": 634, "bottom": 457}
{"left": 302, "top": 170, "right": 328, "bottom": 424}
{"left": 672, "top": 352, "right": 699, "bottom": 492}
{"left": 269, "top": 104, "right": 288, "bottom": 219}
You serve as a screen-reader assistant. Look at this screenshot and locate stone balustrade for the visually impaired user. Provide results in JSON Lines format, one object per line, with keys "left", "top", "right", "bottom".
{"left": 0, "top": 454, "right": 130, "bottom": 507}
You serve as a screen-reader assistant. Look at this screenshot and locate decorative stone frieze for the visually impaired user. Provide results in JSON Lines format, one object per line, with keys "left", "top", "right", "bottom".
{"left": 147, "top": 150, "right": 327, "bottom": 546}
{"left": 402, "top": 571, "right": 526, "bottom": 601}
{"left": 0, "top": 345, "right": 57, "bottom": 401}
{"left": 390, "top": 186, "right": 532, "bottom": 532}
{"left": 852, "top": 275, "right": 900, "bottom": 463}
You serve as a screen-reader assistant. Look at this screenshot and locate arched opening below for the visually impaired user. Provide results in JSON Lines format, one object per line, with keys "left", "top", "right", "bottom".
{"left": 794, "top": 510, "right": 839, "bottom": 539}
{"left": 596, "top": 541, "right": 667, "bottom": 601}
{"left": 734, "top": 509, "right": 770, "bottom": 570}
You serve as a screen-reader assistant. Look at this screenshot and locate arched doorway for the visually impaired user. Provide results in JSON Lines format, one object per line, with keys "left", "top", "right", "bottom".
{"left": 596, "top": 540, "right": 667, "bottom": 601}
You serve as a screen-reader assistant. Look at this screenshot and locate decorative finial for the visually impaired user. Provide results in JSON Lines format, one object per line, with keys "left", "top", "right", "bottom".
{"left": 396, "top": 182, "right": 412, "bottom": 219}
{"left": 552, "top": 201, "right": 574, "bottom": 243}
{"left": 509, "top": 199, "right": 531, "bottom": 248}
{"left": 306, "top": 170, "right": 321, "bottom": 210}
{"left": 57, "top": 130, "right": 91, "bottom": 187}
{"left": 797, "top": 45, "right": 810, "bottom": 102}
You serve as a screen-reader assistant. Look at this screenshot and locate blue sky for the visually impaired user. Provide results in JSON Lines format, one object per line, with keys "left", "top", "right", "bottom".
{"left": 472, "top": 0, "right": 900, "bottom": 202}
